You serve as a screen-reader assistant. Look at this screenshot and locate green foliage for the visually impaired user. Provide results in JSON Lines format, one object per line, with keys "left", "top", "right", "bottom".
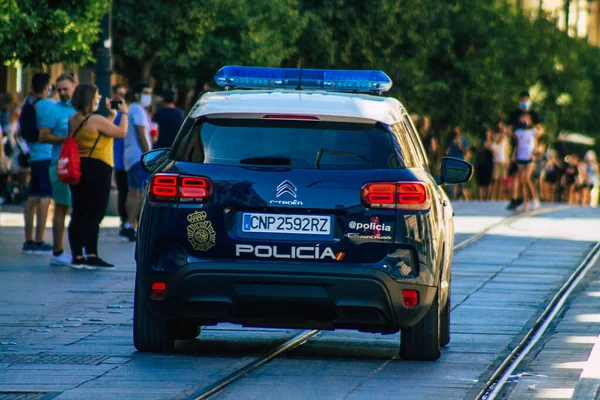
{"left": 0, "top": 0, "right": 109, "bottom": 67}
{"left": 113, "top": 0, "right": 305, "bottom": 87}
{"left": 291, "top": 0, "right": 600, "bottom": 144}
{"left": 5, "top": 0, "right": 600, "bottom": 145}
{"left": 112, "top": 0, "right": 214, "bottom": 85}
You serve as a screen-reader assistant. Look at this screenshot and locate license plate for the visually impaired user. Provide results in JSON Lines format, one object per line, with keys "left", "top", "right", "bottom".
{"left": 242, "top": 213, "right": 331, "bottom": 235}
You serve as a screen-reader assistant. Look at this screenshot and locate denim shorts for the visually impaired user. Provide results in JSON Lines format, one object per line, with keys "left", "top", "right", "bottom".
{"left": 28, "top": 159, "right": 52, "bottom": 198}
{"left": 127, "top": 162, "right": 150, "bottom": 190}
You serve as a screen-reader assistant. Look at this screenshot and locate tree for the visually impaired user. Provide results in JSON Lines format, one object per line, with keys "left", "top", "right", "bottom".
{"left": 188, "top": 0, "right": 306, "bottom": 97}
{"left": 112, "top": 0, "right": 214, "bottom": 85}
{"left": 0, "top": 0, "right": 109, "bottom": 67}
{"left": 114, "top": 0, "right": 305, "bottom": 108}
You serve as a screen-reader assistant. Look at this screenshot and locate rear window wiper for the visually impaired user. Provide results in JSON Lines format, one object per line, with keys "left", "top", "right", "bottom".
{"left": 315, "top": 148, "right": 374, "bottom": 169}
{"left": 239, "top": 156, "right": 292, "bottom": 166}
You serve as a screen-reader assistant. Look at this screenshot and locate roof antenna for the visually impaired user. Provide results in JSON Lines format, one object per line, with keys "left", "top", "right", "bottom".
{"left": 296, "top": 58, "right": 303, "bottom": 91}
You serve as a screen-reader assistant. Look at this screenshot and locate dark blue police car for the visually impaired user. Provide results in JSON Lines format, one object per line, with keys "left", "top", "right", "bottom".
{"left": 133, "top": 67, "right": 472, "bottom": 361}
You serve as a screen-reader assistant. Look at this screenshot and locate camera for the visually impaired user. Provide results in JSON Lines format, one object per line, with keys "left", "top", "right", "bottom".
{"left": 110, "top": 100, "right": 122, "bottom": 110}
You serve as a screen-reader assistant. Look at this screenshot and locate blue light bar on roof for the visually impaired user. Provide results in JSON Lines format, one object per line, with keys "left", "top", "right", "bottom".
{"left": 214, "top": 66, "right": 392, "bottom": 93}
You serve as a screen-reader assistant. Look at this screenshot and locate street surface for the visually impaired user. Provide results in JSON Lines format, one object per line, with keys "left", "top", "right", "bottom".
{"left": 1, "top": 202, "right": 600, "bottom": 399}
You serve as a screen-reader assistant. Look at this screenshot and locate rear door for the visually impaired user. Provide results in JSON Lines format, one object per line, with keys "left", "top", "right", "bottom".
{"left": 151, "top": 116, "right": 422, "bottom": 266}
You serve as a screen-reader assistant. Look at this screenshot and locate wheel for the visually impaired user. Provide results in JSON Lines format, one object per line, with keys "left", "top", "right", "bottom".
{"left": 400, "top": 288, "right": 441, "bottom": 361}
{"left": 133, "top": 283, "right": 175, "bottom": 353}
{"left": 175, "top": 322, "right": 201, "bottom": 340}
{"left": 440, "top": 290, "right": 450, "bottom": 347}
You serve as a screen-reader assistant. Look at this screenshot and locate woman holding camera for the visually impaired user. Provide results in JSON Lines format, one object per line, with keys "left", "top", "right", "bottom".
{"left": 68, "top": 83, "right": 128, "bottom": 269}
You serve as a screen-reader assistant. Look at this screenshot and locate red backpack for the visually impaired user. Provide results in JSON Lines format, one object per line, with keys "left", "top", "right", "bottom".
{"left": 57, "top": 116, "right": 95, "bottom": 185}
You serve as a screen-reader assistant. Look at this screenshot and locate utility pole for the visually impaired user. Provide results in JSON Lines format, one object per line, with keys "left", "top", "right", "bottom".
{"left": 95, "top": 0, "right": 112, "bottom": 117}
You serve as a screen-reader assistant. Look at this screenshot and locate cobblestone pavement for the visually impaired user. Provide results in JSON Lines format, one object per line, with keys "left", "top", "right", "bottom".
{"left": 0, "top": 202, "right": 599, "bottom": 400}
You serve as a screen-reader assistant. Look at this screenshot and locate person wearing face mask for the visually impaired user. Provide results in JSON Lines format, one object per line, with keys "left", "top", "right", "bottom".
{"left": 506, "top": 90, "right": 544, "bottom": 210}
{"left": 39, "top": 72, "right": 78, "bottom": 266}
{"left": 510, "top": 114, "right": 543, "bottom": 212}
{"left": 122, "top": 83, "right": 153, "bottom": 242}
{"left": 68, "top": 84, "right": 129, "bottom": 268}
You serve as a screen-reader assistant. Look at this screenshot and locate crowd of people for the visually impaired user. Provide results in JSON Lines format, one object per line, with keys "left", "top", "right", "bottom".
{"left": 1, "top": 77, "right": 600, "bottom": 268}
{"left": 415, "top": 90, "right": 600, "bottom": 210}
{"left": 0, "top": 72, "right": 185, "bottom": 269}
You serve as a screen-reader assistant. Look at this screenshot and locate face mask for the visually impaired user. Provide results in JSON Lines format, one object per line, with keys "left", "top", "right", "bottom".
{"left": 140, "top": 94, "right": 152, "bottom": 108}
{"left": 93, "top": 102, "right": 99, "bottom": 112}
{"left": 520, "top": 101, "right": 531, "bottom": 111}
{"left": 518, "top": 122, "right": 528, "bottom": 129}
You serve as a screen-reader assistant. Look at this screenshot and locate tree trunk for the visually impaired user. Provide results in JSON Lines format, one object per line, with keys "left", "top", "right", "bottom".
{"left": 176, "top": 82, "right": 192, "bottom": 112}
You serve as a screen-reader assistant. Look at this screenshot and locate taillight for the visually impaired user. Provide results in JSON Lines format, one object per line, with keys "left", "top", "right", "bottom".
{"left": 361, "top": 182, "right": 429, "bottom": 210}
{"left": 151, "top": 282, "right": 166, "bottom": 300}
{"left": 402, "top": 290, "right": 419, "bottom": 307}
{"left": 149, "top": 173, "right": 212, "bottom": 203}
{"left": 180, "top": 176, "right": 209, "bottom": 201}
{"left": 151, "top": 174, "right": 177, "bottom": 200}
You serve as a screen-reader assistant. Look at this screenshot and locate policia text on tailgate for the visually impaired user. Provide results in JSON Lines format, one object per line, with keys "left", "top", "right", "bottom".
{"left": 133, "top": 67, "right": 472, "bottom": 361}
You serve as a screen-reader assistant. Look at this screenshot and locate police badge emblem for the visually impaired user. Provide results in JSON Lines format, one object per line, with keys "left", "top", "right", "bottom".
{"left": 186, "top": 211, "right": 216, "bottom": 251}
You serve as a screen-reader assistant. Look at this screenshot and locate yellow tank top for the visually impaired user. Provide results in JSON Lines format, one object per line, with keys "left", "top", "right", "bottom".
{"left": 75, "top": 122, "right": 114, "bottom": 168}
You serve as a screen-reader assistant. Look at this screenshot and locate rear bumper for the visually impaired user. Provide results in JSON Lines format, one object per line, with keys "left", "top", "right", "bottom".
{"left": 137, "top": 260, "right": 437, "bottom": 333}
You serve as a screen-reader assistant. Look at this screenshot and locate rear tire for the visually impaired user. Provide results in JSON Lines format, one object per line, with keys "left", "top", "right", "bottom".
{"left": 440, "top": 290, "right": 450, "bottom": 347}
{"left": 400, "top": 288, "right": 441, "bottom": 361}
{"left": 133, "top": 283, "right": 175, "bottom": 353}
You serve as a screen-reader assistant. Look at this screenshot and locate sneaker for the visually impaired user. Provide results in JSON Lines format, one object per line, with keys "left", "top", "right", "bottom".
{"left": 22, "top": 241, "right": 36, "bottom": 254}
{"left": 506, "top": 199, "right": 517, "bottom": 210}
{"left": 118, "top": 226, "right": 129, "bottom": 240}
{"left": 50, "top": 251, "right": 73, "bottom": 266}
{"left": 530, "top": 199, "right": 540, "bottom": 210}
{"left": 32, "top": 242, "right": 53, "bottom": 255}
{"left": 85, "top": 256, "right": 115, "bottom": 269}
{"left": 69, "top": 257, "right": 88, "bottom": 270}
{"left": 121, "top": 227, "right": 137, "bottom": 242}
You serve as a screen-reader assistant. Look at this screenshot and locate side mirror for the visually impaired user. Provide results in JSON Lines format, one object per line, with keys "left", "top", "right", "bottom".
{"left": 141, "top": 148, "right": 170, "bottom": 173}
{"left": 439, "top": 157, "right": 473, "bottom": 185}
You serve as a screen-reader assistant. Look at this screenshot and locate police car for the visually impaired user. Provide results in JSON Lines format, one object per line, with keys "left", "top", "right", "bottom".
{"left": 133, "top": 67, "right": 472, "bottom": 361}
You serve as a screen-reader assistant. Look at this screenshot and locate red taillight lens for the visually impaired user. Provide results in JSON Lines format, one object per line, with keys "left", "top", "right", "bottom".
{"left": 180, "top": 176, "right": 210, "bottom": 200}
{"left": 361, "top": 183, "right": 396, "bottom": 209}
{"left": 149, "top": 174, "right": 212, "bottom": 203}
{"left": 361, "top": 182, "right": 429, "bottom": 210}
{"left": 402, "top": 290, "right": 419, "bottom": 307}
{"left": 151, "top": 174, "right": 177, "bottom": 198}
{"left": 398, "top": 183, "right": 427, "bottom": 205}
{"left": 151, "top": 282, "right": 166, "bottom": 300}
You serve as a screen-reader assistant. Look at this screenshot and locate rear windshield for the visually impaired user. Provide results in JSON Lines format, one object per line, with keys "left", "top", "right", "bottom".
{"left": 176, "top": 118, "right": 400, "bottom": 169}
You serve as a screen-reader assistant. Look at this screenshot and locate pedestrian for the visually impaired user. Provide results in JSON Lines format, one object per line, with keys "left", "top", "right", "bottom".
{"left": 0, "top": 92, "right": 21, "bottom": 172}
{"left": 532, "top": 142, "right": 547, "bottom": 202}
{"left": 122, "top": 83, "right": 153, "bottom": 242}
{"left": 541, "top": 150, "right": 561, "bottom": 203}
{"left": 445, "top": 126, "right": 469, "bottom": 200}
{"left": 20, "top": 73, "right": 54, "bottom": 254}
{"left": 1, "top": 92, "right": 28, "bottom": 204}
{"left": 475, "top": 126, "right": 494, "bottom": 201}
{"left": 490, "top": 122, "right": 510, "bottom": 201}
{"left": 507, "top": 90, "right": 544, "bottom": 210}
{"left": 38, "top": 72, "right": 78, "bottom": 266}
{"left": 68, "top": 83, "right": 128, "bottom": 268}
{"left": 110, "top": 84, "right": 130, "bottom": 239}
{"left": 152, "top": 89, "right": 185, "bottom": 149}
{"left": 512, "top": 114, "right": 542, "bottom": 211}
{"left": 583, "top": 150, "right": 599, "bottom": 207}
